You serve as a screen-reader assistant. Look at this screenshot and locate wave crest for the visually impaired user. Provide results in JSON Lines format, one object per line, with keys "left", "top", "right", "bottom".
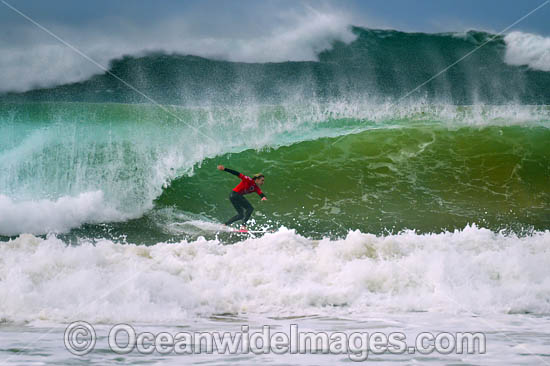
{"left": 504, "top": 31, "right": 550, "bottom": 72}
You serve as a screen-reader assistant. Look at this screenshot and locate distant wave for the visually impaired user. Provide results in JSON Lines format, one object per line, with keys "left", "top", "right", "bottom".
{"left": 2, "top": 28, "right": 550, "bottom": 105}
{"left": 0, "top": 9, "right": 356, "bottom": 93}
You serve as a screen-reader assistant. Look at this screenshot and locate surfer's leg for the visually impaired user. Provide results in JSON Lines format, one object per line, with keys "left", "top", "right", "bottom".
{"left": 225, "top": 192, "right": 245, "bottom": 225}
{"left": 225, "top": 213, "right": 243, "bottom": 226}
{"left": 241, "top": 197, "right": 254, "bottom": 224}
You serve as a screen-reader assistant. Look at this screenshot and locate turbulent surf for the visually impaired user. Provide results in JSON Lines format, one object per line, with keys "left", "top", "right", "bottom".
{"left": 0, "top": 26, "right": 549, "bottom": 323}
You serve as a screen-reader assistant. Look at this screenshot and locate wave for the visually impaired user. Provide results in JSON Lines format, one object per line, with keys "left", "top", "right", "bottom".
{"left": 0, "top": 8, "right": 356, "bottom": 93}
{"left": 0, "top": 101, "right": 548, "bottom": 237}
{"left": 1, "top": 226, "right": 548, "bottom": 323}
{"left": 2, "top": 28, "right": 550, "bottom": 104}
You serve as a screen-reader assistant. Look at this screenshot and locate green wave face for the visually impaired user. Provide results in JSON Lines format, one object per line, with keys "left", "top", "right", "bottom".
{"left": 0, "top": 101, "right": 549, "bottom": 242}
{"left": 160, "top": 125, "right": 550, "bottom": 236}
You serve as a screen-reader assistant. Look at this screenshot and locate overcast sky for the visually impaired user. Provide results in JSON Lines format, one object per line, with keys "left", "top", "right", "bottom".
{"left": 1, "top": 0, "right": 549, "bottom": 92}
{"left": 2, "top": 0, "right": 549, "bottom": 35}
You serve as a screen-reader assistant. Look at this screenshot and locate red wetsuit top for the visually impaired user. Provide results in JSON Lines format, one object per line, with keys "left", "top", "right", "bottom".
{"left": 224, "top": 168, "right": 265, "bottom": 197}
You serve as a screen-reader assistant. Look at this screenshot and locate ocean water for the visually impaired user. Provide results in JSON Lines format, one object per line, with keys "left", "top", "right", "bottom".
{"left": 0, "top": 27, "right": 549, "bottom": 365}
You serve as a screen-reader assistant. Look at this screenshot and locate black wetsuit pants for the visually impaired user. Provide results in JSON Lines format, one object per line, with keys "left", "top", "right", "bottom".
{"left": 225, "top": 191, "right": 253, "bottom": 225}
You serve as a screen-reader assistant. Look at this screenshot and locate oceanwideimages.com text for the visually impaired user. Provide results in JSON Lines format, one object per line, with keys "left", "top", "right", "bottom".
{"left": 65, "top": 321, "right": 486, "bottom": 361}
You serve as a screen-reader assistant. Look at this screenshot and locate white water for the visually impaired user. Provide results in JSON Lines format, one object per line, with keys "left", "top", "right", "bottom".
{"left": 1, "top": 225, "right": 548, "bottom": 324}
{"left": 0, "top": 192, "right": 125, "bottom": 236}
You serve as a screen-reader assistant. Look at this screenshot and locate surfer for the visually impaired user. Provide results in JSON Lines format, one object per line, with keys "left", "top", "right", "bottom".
{"left": 217, "top": 165, "right": 267, "bottom": 227}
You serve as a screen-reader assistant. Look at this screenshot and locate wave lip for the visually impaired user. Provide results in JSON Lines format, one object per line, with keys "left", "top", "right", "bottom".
{"left": 1, "top": 226, "right": 549, "bottom": 323}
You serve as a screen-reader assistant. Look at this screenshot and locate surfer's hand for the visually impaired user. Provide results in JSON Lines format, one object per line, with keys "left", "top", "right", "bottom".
{"left": 217, "top": 165, "right": 225, "bottom": 171}
{"left": 261, "top": 197, "right": 267, "bottom": 201}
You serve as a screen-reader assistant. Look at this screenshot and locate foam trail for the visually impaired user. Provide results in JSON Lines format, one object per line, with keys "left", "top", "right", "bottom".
{"left": 0, "top": 226, "right": 549, "bottom": 324}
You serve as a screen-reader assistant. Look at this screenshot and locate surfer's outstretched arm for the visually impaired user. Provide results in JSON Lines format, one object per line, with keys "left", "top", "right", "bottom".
{"left": 217, "top": 165, "right": 241, "bottom": 177}
{"left": 224, "top": 168, "right": 241, "bottom": 177}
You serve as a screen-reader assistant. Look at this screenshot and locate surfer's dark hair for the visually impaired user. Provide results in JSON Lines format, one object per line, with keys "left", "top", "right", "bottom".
{"left": 252, "top": 173, "right": 264, "bottom": 180}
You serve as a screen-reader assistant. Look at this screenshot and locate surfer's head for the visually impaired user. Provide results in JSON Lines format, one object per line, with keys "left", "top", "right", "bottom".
{"left": 253, "top": 173, "right": 265, "bottom": 185}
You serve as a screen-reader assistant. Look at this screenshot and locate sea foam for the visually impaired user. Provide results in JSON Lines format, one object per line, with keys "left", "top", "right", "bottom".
{"left": 0, "top": 192, "right": 126, "bottom": 236}
{"left": 1, "top": 225, "right": 548, "bottom": 324}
